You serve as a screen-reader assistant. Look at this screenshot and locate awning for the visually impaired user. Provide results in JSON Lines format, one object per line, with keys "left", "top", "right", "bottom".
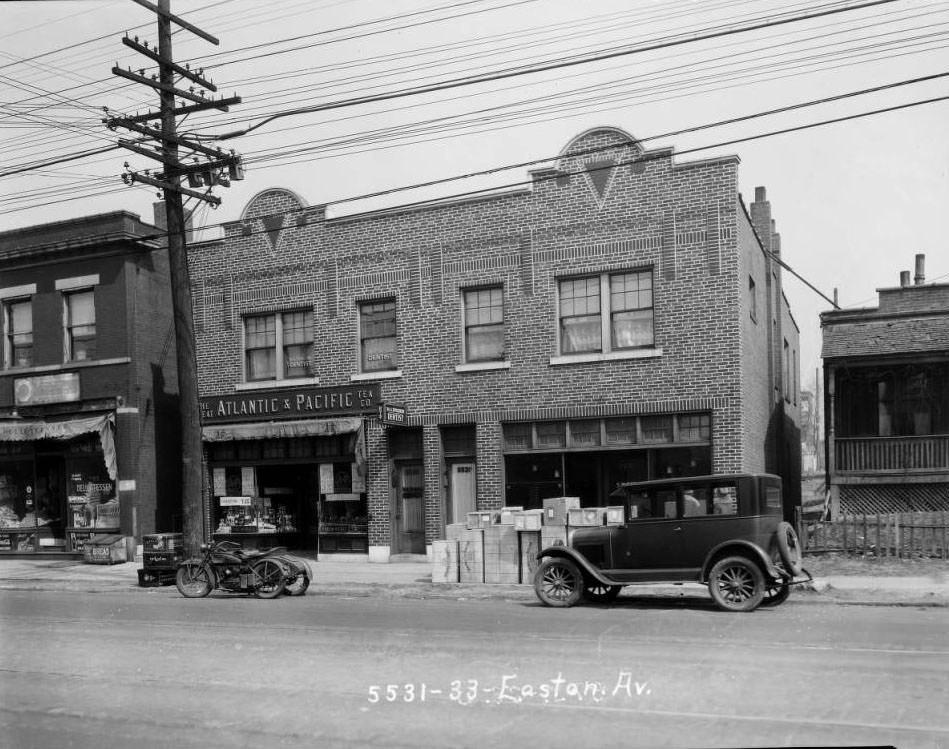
{"left": 0, "top": 413, "right": 117, "bottom": 480}
{"left": 201, "top": 416, "right": 363, "bottom": 442}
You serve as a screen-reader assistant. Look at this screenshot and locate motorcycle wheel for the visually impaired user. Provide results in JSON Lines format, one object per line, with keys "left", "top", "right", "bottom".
{"left": 176, "top": 562, "right": 213, "bottom": 598}
{"left": 252, "top": 559, "right": 286, "bottom": 599}
{"left": 284, "top": 572, "right": 310, "bottom": 596}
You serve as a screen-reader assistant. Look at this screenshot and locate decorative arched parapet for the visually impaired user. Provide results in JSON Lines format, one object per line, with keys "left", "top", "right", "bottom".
{"left": 227, "top": 187, "right": 324, "bottom": 250}
{"left": 551, "top": 126, "right": 646, "bottom": 209}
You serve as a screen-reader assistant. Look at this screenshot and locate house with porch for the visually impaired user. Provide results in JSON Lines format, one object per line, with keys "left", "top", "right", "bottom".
{"left": 821, "top": 254, "right": 949, "bottom": 517}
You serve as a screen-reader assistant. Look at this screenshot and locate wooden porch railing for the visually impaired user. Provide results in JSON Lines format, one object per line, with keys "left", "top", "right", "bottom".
{"left": 835, "top": 435, "right": 949, "bottom": 472}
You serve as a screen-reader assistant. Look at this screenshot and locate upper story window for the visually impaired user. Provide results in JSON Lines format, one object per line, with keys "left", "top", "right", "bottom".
{"left": 359, "top": 300, "right": 397, "bottom": 372}
{"left": 64, "top": 289, "right": 96, "bottom": 362}
{"left": 463, "top": 286, "right": 504, "bottom": 362}
{"left": 2, "top": 298, "right": 32, "bottom": 369}
{"left": 244, "top": 309, "right": 313, "bottom": 382}
{"left": 559, "top": 269, "right": 654, "bottom": 355}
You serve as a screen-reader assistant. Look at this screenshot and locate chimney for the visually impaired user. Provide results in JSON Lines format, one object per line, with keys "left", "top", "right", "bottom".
{"left": 914, "top": 253, "right": 925, "bottom": 285}
{"left": 900, "top": 270, "right": 911, "bottom": 287}
{"left": 152, "top": 200, "right": 194, "bottom": 247}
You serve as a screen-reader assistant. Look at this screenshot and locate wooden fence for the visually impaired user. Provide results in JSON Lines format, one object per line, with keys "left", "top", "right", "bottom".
{"left": 796, "top": 510, "right": 949, "bottom": 559}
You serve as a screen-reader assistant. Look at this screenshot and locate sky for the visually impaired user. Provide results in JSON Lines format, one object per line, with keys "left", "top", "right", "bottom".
{"left": 1, "top": 0, "right": 948, "bottom": 386}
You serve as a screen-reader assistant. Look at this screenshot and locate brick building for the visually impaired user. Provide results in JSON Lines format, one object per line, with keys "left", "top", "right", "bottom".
{"left": 821, "top": 254, "right": 949, "bottom": 517}
{"left": 0, "top": 212, "right": 181, "bottom": 555}
{"left": 189, "top": 126, "right": 801, "bottom": 561}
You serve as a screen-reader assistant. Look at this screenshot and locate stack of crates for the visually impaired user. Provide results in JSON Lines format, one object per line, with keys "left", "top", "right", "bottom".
{"left": 138, "top": 533, "right": 183, "bottom": 586}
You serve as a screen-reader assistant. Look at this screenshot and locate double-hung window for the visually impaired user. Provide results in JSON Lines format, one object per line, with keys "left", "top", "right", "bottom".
{"left": 463, "top": 286, "right": 504, "bottom": 362}
{"left": 244, "top": 309, "right": 313, "bottom": 382}
{"left": 558, "top": 269, "right": 654, "bottom": 355}
{"left": 64, "top": 289, "right": 96, "bottom": 362}
{"left": 2, "top": 298, "right": 32, "bottom": 369}
{"left": 359, "top": 300, "right": 397, "bottom": 372}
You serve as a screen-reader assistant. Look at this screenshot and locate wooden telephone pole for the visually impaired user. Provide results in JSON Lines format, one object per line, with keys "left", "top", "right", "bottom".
{"left": 105, "top": 0, "right": 243, "bottom": 554}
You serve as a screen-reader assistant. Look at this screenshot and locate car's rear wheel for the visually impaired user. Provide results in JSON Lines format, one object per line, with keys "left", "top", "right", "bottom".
{"left": 761, "top": 579, "right": 791, "bottom": 607}
{"left": 776, "top": 522, "right": 804, "bottom": 576}
{"left": 708, "top": 556, "right": 765, "bottom": 612}
{"left": 583, "top": 583, "right": 622, "bottom": 603}
{"left": 534, "top": 558, "right": 583, "bottom": 608}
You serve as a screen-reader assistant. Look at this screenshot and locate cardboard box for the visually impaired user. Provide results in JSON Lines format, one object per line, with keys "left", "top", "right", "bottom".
{"left": 431, "top": 539, "right": 460, "bottom": 583}
{"left": 466, "top": 511, "right": 496, "bottom": 530}
{"left": 568, "top": 507, "right": 604, "bottom": 527}
{"left": 445, "top": 523, "right": 467, "bottom": 541}
{"left": 543, "top": 497, "right": 580, "bottom": 526}
{"left": 518, "top": 530, "right": 542, "bottom": 584}
{"left": 83, "top": 534, "right": 127, "bottom": 565}
{"left": 483, "top": 524, "right": 519, "bottom": 584}
{"left": 541, "top": 525, "right": 569, "bottom": 549}
{"left": 514, "top": 509, "right": 544, "bottom": 530}
{"left": 458, "top": 529, "right": 484, "bottom": 583}
{"left": 604, "top": 506, "right": 625, "bottom": 525}
{"left": 498, "top": 506, "right": 524, "bottom": 525}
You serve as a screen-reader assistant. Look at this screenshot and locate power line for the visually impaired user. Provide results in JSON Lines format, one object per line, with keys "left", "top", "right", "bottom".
{"left": 195, "top": 0, "right": 899, "bottom": 141}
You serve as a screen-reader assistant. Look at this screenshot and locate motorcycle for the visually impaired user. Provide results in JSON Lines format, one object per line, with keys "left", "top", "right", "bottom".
{"left": 175, "top": 539, "right": 311, "bottom": 599}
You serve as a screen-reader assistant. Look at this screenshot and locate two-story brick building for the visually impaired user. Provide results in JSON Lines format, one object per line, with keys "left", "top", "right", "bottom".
{"left": 189, "top": 126, "right": 801, "bottom": 561}
{"left": 821, "top": 254, "right": 949, "bottom": 517}
{"left": 0, "top": 212, "right": 181, "bottom": 555}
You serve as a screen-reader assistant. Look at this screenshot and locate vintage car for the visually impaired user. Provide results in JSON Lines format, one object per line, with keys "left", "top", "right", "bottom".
{"left": 533, "top": 473, "right": 810, "bottom": 612}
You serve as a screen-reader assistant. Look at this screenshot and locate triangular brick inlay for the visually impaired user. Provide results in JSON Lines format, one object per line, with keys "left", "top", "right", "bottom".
{"left": 262, "top": 214, "right": 284, "bottom": 250}
{"left": 586, "top": 159, "right": 614, "bottom": 202}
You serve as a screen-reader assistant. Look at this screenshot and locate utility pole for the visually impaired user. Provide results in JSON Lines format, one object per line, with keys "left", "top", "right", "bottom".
{"left": 105, "top": 0, "right": 243, "bottom": 555}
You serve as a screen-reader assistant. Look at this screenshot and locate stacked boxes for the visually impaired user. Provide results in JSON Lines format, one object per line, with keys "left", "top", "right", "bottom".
{"left": 543, "top": 497, "right": 580, "bottom": 526}
{"left": 483, "top": 525, "right": 519, "bottom": 584}
{"left": 431, "top": 539, "right": 460, "bottom": 583}
{"left": 498, "top": 506, "right": 524, "bottom": 525}
{"left": 458, "top": 528, "right": 485, "bottom": 583}
{"left": 466, "top": 511, "right": 496, "bottom": 529}
{"left": 568, "top": 507, "right": 604, "bottom": 527}
{"left": 518, "top": 530, "right": 542, "bottom": 584}
{"left": 605, "top": 506, "right": 626, "bottom": 525}
{"left": 514, "top": 509, "right": 544, "bottom": 530}
{"left": 541, "top": 525, "right": 570, "bottom": 549}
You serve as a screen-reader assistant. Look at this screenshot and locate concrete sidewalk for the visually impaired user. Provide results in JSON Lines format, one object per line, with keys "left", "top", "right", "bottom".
{"left": 1, "top": 556, "right": 948, "bottom": 606}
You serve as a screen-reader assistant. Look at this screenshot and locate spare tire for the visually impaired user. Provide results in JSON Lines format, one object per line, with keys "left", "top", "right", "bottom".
{"left": 776, "top": 521, "right": 803, "bottom": 576}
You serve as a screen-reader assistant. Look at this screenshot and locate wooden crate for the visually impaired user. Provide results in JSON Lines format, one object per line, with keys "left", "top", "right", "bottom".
{"left": 483, "top": 525, "right": 519, "bottom": 584}
{"left": 604, "top": 506, "right": 625, "bottom": 525}
{"left": 498, "top": 506, "right": 524, "bottom": 525}
{"left": 445, "top": 523, "right": 467, "bottom": 541}
{"left": 541, "top": 526, "right": 569, "bottom": 549}
{"left": 466, "top": 511, "right": 496, "bottom": 530}
{"left": 518, "top": 530, "right": 542, "bottom": 584}
{"left": 514, "top": 510, "right": 544, "bottom": 530}
{"left": 543, "top": 497, "right": 580, "bottom": 526}
{"left": 431, "top": 540, "right": 460, "bottom": 583}
{"left": 568, "top": 507, "right": 604, "bottom": 527}
{"left": 458, "top": 529, "right": 484, "bottom": 583}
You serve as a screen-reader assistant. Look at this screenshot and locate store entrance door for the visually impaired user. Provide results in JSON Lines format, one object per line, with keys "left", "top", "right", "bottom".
{"left": 448, "top": 462, "right": 476, "bottom": 526}
{"left": 393, "top": 462, "right": 425, "bottom": 555}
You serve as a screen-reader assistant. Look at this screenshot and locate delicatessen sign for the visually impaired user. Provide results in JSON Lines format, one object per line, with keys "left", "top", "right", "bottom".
{"left": 200, "top": 384, "right": 380, "bottom": 424}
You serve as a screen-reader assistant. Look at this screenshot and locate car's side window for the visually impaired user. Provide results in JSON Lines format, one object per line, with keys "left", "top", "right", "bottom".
{"left": 657, "top": 489, "right": 677, "bottom": 519}
{"left": 627, "top": 491, "right": 652, "bottom": 520}
{"left": 681, "top": 486, "right": 710, "bottom": 517}
{"left": 712, "top": 485, "right": 738, "bottom": 515}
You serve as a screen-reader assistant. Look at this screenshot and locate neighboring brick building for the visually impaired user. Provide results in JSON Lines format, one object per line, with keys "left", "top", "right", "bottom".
{"left": 0, "top": 212, "right": 181, "bottom": 555}
{"left": 821, "top": 254, "right": 949, "bottom": 517}
{"left": 189, "top": 126, "right": 801, "bottom": 561}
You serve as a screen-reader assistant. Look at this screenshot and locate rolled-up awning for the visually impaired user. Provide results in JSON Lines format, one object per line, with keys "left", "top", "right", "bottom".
{"left": 0, "top": 413, "right": 117, "bottom": 480}
{"left": 201, "top": 416, "right": 363, "bottom": 442}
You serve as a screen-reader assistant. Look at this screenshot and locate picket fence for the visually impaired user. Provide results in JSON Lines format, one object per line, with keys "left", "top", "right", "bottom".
{"left": 796, "top": 510, "right": 949, "bottom": 560}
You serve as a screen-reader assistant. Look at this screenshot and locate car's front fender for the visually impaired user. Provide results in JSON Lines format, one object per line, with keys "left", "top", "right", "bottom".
{"left": 536, "top": 545, "right": 618, "bottom": 586}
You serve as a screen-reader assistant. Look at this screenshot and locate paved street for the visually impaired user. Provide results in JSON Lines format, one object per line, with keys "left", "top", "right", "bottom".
{"left": 2, "top": 588, "right": 948, "bottom": 749}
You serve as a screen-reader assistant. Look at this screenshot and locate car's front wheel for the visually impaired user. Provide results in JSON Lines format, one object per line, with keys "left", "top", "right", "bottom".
{"left": 583, "top": 583, "right": 622, "bottom": 603}
{"left": 708, "top": 556, "right": 765, "bottom": 612}
{"left": 534, "top": 557, "right": 584, "bottom": 608}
